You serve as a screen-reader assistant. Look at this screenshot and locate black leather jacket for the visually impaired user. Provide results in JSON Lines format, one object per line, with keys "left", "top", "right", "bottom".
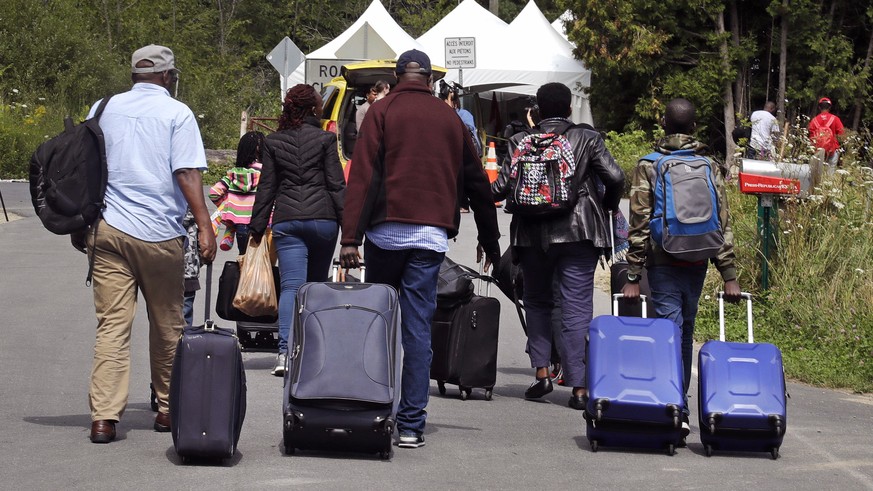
{"left": 491, "top": 118, "right": 625, "bottom": 252}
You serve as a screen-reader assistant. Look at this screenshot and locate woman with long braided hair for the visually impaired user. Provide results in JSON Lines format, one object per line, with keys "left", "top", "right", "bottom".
{"left": 249, "top": 84, "right": 346, "bottom": 375}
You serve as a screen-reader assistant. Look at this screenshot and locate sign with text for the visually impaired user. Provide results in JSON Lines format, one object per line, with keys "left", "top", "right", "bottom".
{"left": 445, "top": 37, "right": 476, "bottom": 69}
{"left": 304, "top": 59, "right": 358, "bottom": 93}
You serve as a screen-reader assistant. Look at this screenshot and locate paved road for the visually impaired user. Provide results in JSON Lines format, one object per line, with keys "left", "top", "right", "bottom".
{"left": 1, "top": 181, "right": 872, "bottom": 490}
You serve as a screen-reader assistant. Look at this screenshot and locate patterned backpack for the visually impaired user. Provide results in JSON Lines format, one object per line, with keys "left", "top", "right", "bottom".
{"left": 506, "top": 126, "right": 578, "bottom": 217}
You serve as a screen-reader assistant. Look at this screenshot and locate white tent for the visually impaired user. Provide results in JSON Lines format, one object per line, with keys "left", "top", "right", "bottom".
{"left": 288, "top": 0, "right": 425, "bottom": 87}
{"left": 416, "top": 0, "right": 510, "bottom": 83}
{"left": 551, "top": 10, "right": 573, "bottom": 42}
{"left": 416, "top": 0, "right": 592, "bottom": 125}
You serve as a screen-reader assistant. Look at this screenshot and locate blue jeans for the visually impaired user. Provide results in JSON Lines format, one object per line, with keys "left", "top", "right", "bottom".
{"left": 517, "top": 242, "right": 599, "bottom": 388}
{"left": 646, "top": 264, "right": 708, "bottom": 399}
{"left": 364, "top": 241, "right": 444, "bottom": 437}
{"left": 235, "top": 224, "right": 250, "bottom": 255}
{"left": 182, "top": 290, "right": 196, "bottom": 326}
{"left": 273, "top": 219, "right": 339, "bottom": 353}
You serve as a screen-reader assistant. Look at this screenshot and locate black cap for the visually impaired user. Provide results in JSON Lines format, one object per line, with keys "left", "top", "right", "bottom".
{"left": 395, "top": 49, "right": 432, "bottom": 75}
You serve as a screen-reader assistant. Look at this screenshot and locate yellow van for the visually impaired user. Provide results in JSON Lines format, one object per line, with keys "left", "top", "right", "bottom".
{"left": 319, "top": 59, "right": 447, "bottom": 168}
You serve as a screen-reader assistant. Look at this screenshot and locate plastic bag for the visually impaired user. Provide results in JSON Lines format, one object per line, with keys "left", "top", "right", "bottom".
{"left": 232, "top": 233, "right": 278, "bottom": 317}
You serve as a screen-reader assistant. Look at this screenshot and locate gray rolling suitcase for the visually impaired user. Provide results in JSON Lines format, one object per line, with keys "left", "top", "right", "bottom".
{"left": 283, "top": 266, "right": 401, "bottom": 459}
{"left": 170, "top": 264, "right": 246, "bottom": 463}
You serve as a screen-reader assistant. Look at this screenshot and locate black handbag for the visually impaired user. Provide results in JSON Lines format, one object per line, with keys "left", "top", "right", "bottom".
{"left": 216, "top": 260, "right": 281, "bottom": 323}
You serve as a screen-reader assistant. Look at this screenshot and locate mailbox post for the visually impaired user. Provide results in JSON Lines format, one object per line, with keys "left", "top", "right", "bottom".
{"left": 738, "top": 158, "right": 819, "bottom": 290}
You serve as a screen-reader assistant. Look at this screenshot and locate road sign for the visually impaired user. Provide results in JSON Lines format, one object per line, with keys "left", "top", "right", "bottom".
{"left": 267, "top": 37, "right": 305, "bottom": 78}
{"left": 305, "top": 59, "right": 358, "bottom": 94}
{"left": 445, "top": 37, "right": 476, "bottom": 69}
{"left": 267, "top": 37, "right": 305, "bottom": 98}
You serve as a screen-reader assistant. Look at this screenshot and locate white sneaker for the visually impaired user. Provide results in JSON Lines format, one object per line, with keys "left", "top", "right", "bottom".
{"left": 681, "top": 420, "right": 691, "bottom": 438}
{"left": 271, "top": 352, "right": 287, "bottom": 377}
{"left": 397, "top": 434, "right": 425, "bottom": 448}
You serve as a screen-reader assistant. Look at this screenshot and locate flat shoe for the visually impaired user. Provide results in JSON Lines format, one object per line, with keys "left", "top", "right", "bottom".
{"left": 154, "top": 412, "right": 171, "bottom": 432}
{"left": 90, "top": 420, "right": 116, "bottom": 443}
{"left": 524, "top": 377, "right": 553, "bottom": 399}
{"left": 568, "top": 395, "right": 586, "bottom": 410}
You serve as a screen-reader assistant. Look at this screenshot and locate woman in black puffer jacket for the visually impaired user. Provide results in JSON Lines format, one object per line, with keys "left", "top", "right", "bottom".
{"left": 250, "top": 84, "right": 345, "bottom": 376}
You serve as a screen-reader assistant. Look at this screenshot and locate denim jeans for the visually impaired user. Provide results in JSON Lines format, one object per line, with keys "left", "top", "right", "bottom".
{"left": 272, "top": 219, "right": 339, "bottom": 353}
{"left": 364, "top": 241, "right": 444, "bottom": 437}
{"left": 182, "top": 290, "right": 196, "bottom": 327}
{"left": 235, "top": 224, "right": 250, "bottom": 255}
{"left": 517, "top": 242, "right": 599, "bottom": 388}
{"left": 646, "top": 264, "right": 708, "bottom": 399}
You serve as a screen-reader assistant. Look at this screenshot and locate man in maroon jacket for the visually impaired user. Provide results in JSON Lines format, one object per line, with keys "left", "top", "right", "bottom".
{"left": 340, "top": 49, "right": 500, "bottom": 449}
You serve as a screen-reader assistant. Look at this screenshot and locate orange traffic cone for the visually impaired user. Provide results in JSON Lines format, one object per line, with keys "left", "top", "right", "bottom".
{"left": 484, "top": 142, "right": 502, "bottom": 207}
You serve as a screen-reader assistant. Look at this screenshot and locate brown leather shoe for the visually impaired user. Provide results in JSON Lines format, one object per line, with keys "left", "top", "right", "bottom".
{"left": 154, "top": 412, "right": 171, "bottom": 432}
{"left": 90, "top": 420, "right": 116, "bottom": 443}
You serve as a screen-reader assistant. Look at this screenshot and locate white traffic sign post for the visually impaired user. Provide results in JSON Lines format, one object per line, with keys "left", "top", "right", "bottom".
{"left": 445, "top": 37, "right": 476, "bottom": 86}
{"left": 267, "top": 37, "right": 305, "bottom": 99}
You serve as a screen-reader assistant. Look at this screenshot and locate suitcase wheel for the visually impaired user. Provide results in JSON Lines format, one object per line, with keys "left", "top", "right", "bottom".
{"left": 459, "top": 387, "right": 470, "bottom": 401}
{"left": 284, "top": 444, "right": 295, "bottom": 455}
{"left": 379, "top": 450, "right": 391, "bottom": 460}
{"left": 590, "top": 440, "right": 598, "bottom": 453}
{"left": 666, "top": 443, "right": 675, "bottom": 456}
{"left": 484, "top": 388, "right": 493, "bottom": 401}
{"left": 770, "top": 447, "right": 779, "bottom": 460}
{"left": 149, "top": 384, "right": 158, "bottom": 412}
{"left": 437, "top": 381, "right": 446, "bottom": 396}
{"left": 704, "top": 444, "right": 713, "bottom": 457}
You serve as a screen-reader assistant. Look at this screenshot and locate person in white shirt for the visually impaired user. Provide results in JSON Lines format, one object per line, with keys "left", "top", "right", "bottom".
{"left": 747, "top": 101, "right": 780, "bottom": 160}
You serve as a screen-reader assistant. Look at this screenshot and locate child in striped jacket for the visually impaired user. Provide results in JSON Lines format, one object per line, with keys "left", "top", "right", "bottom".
{"left": 209, "top": 131, "right": 266, "bottom": 254}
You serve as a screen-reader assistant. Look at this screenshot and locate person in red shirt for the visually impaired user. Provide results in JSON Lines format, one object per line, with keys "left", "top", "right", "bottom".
{"left": 808, "top": 97, "right": 845, "bottom": 165}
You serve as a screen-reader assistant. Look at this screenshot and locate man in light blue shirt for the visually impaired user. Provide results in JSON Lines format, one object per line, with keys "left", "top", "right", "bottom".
{"left": 85, "top": 44, "right": 216, "bottom": 444}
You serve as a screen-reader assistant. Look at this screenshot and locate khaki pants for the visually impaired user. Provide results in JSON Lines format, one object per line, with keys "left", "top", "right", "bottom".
{"left": 87, "top": 220, "right": 184, "bottom": 421}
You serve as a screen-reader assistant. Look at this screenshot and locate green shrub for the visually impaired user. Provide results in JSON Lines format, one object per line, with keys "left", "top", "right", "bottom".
{"left": 696, "top": 121, "right": 873, "bottom": 393}
{"left": 605, "top": 130, "right": 652, "bottom": 195}
{"left": 0, "top": 99, "right": 67, "bottom": 179}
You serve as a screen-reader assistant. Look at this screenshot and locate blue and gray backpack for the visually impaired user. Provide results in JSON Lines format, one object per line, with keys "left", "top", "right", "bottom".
{"left": 643, "top": 149, "right": 724, "bottom": 262}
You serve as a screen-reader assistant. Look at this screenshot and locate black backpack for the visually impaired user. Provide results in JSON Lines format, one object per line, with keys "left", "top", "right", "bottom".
{"left": 29, "top": 96, "right": 112, "bottom": 235}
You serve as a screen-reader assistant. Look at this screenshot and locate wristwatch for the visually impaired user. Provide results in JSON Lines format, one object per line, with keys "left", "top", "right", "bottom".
{"left": 626, "top": 272, "right": 641, "bottom": 284}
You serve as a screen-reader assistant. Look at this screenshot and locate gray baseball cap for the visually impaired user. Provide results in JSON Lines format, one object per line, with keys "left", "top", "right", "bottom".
{"left": 131, "top": 44, "right": 180, "bottom": 74}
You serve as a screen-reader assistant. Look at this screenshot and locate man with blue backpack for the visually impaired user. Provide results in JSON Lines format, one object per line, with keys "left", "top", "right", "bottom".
{"left": 622, "top": 98, "right": 742, "bottom": 438}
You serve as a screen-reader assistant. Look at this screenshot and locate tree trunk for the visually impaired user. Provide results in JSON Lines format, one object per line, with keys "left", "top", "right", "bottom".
{"left": 852, "top": 27, "right": 873, "bottom": 130}
{"left": 717, "top": 11, "right": 737, "bottom": 167}
{"left": 729, "top": 0, "right": 745, "bottom": 116}
{"left": 777, "top": 0, "right": 788, "bottom": 126}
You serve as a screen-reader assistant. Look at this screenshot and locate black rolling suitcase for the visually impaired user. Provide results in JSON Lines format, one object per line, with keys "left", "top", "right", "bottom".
{"left": 431, "top": 294, "right": 500, "bottom": 401}
{"left": 170, "top": 264, "right": 247, "bottom": 463}
{"left": 283, "top": 266, "right": 401, "bottom": 459}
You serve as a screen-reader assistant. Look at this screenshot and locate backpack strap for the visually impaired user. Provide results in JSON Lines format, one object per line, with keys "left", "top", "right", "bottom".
{"left": 92, "top": 96, "right": 112, "bottom": 120}
{"left": 83, "top": 95, "right": 113, "bottom": 286}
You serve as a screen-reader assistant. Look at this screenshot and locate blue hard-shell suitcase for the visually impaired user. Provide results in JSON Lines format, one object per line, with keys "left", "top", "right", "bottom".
{"left": 698, "top": 292, "right": 787, "bottom": 459}
{"left": 585, "top": 294, "right": 686, "bottom": 455}
{"left": 283, "top": 268, "right": 401, "bottom": 459}
{"left": 170, "top": 264, "right": 247, "bottom": 463}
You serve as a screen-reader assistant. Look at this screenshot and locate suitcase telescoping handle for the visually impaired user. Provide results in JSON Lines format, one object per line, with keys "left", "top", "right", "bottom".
{"left": 203, "top": 262, "right": 214, "bottom": 330}
{"left": 718, "top": 291, "right": 754, "bottom": 343}
{"left": 332, "top": 259, "right": 366, "bottom": 282}
{"left": 612, "top": 293, "right": 647, "bottom": 318}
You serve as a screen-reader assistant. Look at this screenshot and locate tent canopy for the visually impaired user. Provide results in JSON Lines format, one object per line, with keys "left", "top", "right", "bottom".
{"left": 288, "top": 0, "right": 424, "bottom": 85}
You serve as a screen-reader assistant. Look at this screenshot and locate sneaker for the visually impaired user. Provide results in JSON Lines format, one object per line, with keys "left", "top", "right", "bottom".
{"left": 397, "top": 434, "right": 425, "bottom": 449}
{"left": 681, "top": 414, "right": 691, "bottom": 439}
{"left": 271, "top": 352, "right": 287, "bottom": 377}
